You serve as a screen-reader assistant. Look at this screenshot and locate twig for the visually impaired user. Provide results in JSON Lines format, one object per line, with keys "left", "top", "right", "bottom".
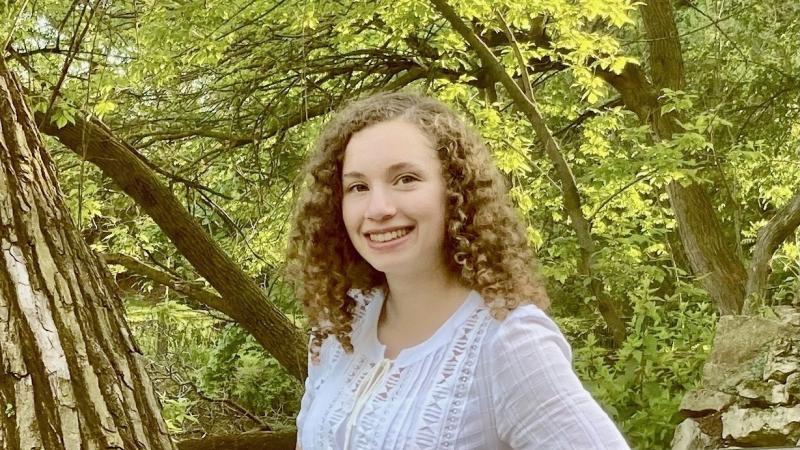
{"left": 1, "top": 0, "right": 31, "bottom": 53}
{"left": 589, "top": 169, "right": 657, "bottom": 222}
{"left": 40, "top": 0, "right": 96, "bottom": 127}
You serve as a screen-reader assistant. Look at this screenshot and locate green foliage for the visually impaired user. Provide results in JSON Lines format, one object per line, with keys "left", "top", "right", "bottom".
{"left": 126, "top": 299, "right": 301, "bottom": 437}
{"left": 566, "top": 282, "right": 717, "bottom": 449}
{"left": 199, "top": 324, "right": 303, "bottom": 415}
{"left": 161, "top": 396, "right": 200, "bottom": 434}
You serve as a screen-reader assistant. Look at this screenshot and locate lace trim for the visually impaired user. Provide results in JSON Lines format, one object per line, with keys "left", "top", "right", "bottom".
{"left": 312, "top": 290, "right": 378, "bottom": 448}
{"left": 344, "top": 305, "right": 492, "bottom": 449}
{"left": 413, "top": 307, "right": 491, "bottom": 448}
{"left": 314, "top": 354, "right": 374, "bottom": 448}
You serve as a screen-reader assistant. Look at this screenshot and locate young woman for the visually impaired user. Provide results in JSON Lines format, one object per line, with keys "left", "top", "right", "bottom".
{"left": 286, "top": 92, "right": 629, "bottom": 449}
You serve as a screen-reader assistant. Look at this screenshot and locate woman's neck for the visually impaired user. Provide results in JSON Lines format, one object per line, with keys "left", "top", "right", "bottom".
{"left": 381, "top": 266, "right": 471, "bottom": 328}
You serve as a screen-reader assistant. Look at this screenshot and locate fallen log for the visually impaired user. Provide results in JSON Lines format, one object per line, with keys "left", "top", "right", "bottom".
{"left": 176, "top": 430, "right": 297, "bottom": 450}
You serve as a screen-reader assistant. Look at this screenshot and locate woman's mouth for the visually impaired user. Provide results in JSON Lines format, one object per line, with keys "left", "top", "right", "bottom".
{"left": 367, "top": 227, "right": 414, "bottom": 243}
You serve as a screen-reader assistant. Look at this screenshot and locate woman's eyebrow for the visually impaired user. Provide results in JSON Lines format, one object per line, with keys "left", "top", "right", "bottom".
{"left": 386, "top": 162, "right": 423, "bottom": 174}
{"left": 342, "top": 162, "right": 423, "bottom": 180}
{"left": 342, "top": 171, "right": 365, "bottom": 180}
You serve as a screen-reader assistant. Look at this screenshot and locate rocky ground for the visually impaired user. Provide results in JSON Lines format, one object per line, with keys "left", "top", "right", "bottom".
{"left": 672, "top": 306, "right": 800, "bottom": 449}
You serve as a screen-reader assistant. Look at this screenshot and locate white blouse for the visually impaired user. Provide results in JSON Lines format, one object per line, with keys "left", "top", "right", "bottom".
{"left": 296, "top": 289, "right": 630, "bottom": 449}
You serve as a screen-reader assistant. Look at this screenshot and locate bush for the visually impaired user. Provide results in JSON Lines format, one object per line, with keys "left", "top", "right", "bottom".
{"left": 126, "top": 298, "right": 301, "bottom": 438}
{"left": 563, "top": 283, "right": 716, "bottom": 449}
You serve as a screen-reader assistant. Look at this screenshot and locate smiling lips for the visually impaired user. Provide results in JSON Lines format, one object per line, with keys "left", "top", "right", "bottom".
{"left": 367, "top": 226, "right": 414, "bottom": 243}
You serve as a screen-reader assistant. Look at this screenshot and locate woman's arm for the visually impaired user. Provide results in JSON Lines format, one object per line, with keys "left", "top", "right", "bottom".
{"left": 489, "top": 306, "right": 630, "bottom": 449}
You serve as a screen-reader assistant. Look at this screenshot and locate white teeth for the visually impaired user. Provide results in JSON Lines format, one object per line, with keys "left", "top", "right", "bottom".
{"left": 369, "top": 228, "right": 411, "bottom": 243}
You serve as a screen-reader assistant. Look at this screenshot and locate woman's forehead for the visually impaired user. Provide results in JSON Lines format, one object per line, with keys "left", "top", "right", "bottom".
{"left": 342, "top": 121, "right": 440, "bottom": 174}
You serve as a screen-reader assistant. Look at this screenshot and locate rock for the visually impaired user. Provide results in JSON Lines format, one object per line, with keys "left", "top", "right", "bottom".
{"left": 787, "top": 373, "right": 800, "bottom": 401}
{"left": 764, "top": 338, "right": 800, "bottom": 383}
{"left": 673, "top": 311, "right": 800, "bottom": 448}
{"left": 773, "top": 306, "right": 800, "bottom": 326}
{"left": 722, "top": 405, "right": 800, "bottom": 446}
{"left": 737, "top": 379, "right": 790, "bottom": 405}
{"left": 671, "top": 419, "right": 716, "bottom": 450}
{"left": 702, "top": 316, "right": 793, "bottom": 390}
{"left": 680, "top": 389, "right": 735, "bottom": 416}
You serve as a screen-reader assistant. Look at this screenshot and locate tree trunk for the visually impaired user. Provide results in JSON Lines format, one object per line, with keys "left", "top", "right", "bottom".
{"left": 0, "top": 58, "right": 174, "bottom": 449}
{"left": 638, "top": 0, "right": 747, "bottom": 314}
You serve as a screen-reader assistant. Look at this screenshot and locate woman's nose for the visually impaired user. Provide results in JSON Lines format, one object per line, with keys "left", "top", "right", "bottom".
{"left": 365, "top": 188, "right": 396, "bottom": 221}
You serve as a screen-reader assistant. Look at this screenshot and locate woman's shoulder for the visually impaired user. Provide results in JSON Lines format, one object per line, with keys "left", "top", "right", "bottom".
{"left": 484, "top": 300, "right": 556, "bottom": 332}
{"left": 482, "top": 301, "right": 572, "bottom": 362}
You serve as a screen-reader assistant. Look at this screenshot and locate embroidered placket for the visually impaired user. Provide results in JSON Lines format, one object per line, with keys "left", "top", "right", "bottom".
{"left": 343, "top": 358, "right": 393, "bottom": 450}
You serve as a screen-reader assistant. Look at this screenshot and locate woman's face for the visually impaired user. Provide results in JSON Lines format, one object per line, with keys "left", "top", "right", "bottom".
{"left": 341, "top": 120, "right": 448, "bottom": 277}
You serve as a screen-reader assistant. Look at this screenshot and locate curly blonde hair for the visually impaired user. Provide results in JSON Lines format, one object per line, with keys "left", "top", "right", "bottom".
{"left": 285, "top": 92, "right": 549, "bottom": 360}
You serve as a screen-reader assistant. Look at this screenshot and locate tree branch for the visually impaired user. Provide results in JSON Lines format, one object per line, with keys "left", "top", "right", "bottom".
{"left": 589, "top": 169, "right": 657, "bottom": 222}
{"left": 102, "top": 252, "right": 226, "bottom": 312}
{"left": 744, "top": 187, "right": 800, "bottom": 312}
{"left": 123, "top": 145, "right": 234, "bottom": 200}
{"left": 39, "top": 0, "right": 97, "bottom": 127}
{"left": 553, "top": 97, "right": 625, "bottom": 137}
{"left": 428, "top": 0, "right": 627, "bottom": 346}
{"left": 495, "top": 11, "right": 532, "bottom": 99}
{"left": 176, "top": 431, "right": 296, "bottom": 450}
{"left": 35, "top": 109, "right": 308, "bottom": 381}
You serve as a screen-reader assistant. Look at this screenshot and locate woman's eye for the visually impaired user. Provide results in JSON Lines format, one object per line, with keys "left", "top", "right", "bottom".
{"left": 397, "top": 175, "right": 418, "bottom": 185}
{"left": 347, "top": 184, "right": 367, "bottom": 193}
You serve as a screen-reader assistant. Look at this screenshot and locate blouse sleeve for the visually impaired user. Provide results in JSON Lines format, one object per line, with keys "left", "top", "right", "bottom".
{"left": 488, "top": 306, "right": 630, "bottom": 449}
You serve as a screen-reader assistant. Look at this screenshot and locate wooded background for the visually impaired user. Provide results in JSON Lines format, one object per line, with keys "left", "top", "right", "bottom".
{"left": 1, "top": 0, "right": 798, "bottom": 448}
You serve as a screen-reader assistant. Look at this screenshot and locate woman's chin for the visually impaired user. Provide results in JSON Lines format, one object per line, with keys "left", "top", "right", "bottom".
{"left": 364, "top": 256, "right": 416, "bottom": 277}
